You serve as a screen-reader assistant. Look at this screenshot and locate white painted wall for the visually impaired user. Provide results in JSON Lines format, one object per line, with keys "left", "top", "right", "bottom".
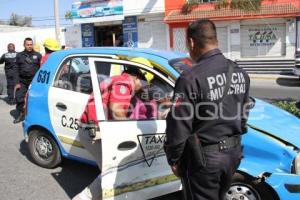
{"left": 0, "top": 27, "right": 66, "bottom": 55}
{"left": 123, "top": 0, "right": 165, "bottom": 16}
{"left": 137, "top": 14, "right": 168, "bottom": 50}
{"left": 170, "top": 18, "right": 296, "bottom": 60}
{"left": 64, "top": 25, "right": 82, "bottom": 48}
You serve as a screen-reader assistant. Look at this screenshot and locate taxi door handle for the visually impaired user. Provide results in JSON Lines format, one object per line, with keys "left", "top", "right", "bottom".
{"left": 118, "top": 141, "right": 137, "bottom": 151}
{"left": 56, "top": 102, "right": 67, "bottom": 111}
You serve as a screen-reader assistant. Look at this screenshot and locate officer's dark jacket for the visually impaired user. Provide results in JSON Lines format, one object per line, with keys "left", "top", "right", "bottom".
{"left": 0, "top": 52, "right": 17, "bottom": 76}
{"left": 14, "top": 50, "right": 41, "bottom": 84}
{"left": 165, "top": 49, "right": 250, "bottom": 165}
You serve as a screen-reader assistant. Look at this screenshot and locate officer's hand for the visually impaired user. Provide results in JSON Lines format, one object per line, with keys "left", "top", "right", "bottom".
{"left": 15, "top": 84, "right": 21, "bottom": 90}
{"left": 171, "top": 165, "right": 182, "bottom": 178}
{"left": 158, "top": 108, "right": 170, "bottom": 120}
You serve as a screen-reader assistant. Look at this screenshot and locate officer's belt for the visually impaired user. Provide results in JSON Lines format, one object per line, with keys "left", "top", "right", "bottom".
{"left": 202, "top": 135, "right": 241, "bottom": 152}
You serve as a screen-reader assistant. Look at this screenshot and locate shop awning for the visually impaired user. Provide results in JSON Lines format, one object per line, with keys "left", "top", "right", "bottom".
{"left": 165, "top": 3, "right": 300, "bottom": 24}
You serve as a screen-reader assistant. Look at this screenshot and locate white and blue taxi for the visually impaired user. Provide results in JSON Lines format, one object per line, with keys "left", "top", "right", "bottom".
{"left": 23, "top": 48, "right": 300, "bottom": 200}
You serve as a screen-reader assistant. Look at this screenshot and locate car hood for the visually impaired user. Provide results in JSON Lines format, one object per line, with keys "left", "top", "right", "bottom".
{"left": 248, "top": 99, "right": 300, "bottom": 148}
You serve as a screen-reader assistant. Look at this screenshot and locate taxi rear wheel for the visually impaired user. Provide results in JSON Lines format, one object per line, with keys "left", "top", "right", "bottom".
{"left": 226, "top": 173, "right": 277, "bottom": 200}
{"left": 28, "top": 129, "right": 61, "bottom": 168}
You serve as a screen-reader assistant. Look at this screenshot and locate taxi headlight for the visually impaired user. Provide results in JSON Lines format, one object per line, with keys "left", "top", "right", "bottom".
{"left": 294, "top": 153, "right": 300, "bottom": 175}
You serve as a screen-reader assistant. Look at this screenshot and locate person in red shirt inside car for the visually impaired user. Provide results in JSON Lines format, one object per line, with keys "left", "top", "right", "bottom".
{"left": 73, "top": 67, "right": 148, "bottom": 200}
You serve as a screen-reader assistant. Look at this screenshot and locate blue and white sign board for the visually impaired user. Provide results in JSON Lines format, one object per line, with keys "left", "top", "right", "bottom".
{"left": 72, "top": 0, "right": 124, "bottom": 24}
{"left": 123, "top": 16, "right": 138, "bottom": 48}
{"left": 81, "top": 23, "right": 94, "bottom": 47}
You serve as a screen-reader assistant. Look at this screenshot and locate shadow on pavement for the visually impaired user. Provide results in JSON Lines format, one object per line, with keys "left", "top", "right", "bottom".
{"left": 276, "top": 77, "right": 300, "bottom": 87}
{"left": 10, "top": 109, "right": 18, "bottom": 120}
{"left": 51, "top": 159, "right": 99, "bottom": 199}
{"left": 0, "top": 95, "right": 9, "bottom": 103}
{"left": 19, "top": 139, "right": 99, "bottom": 199}
{"left": 19, "top": 140, "right": 35, "bottom": 163}
{"left": 150, "top": 191, "right": 183, "bottom": 200}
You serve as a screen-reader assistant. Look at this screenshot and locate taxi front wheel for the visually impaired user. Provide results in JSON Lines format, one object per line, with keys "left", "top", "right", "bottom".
{"left": 226, "top": 173, "right": 278, "bottom": 200}
{"left": 28, "top": 129, "right": 62, "bottom": 168}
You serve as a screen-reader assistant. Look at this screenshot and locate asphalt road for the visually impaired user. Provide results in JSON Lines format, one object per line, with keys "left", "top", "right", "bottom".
{"left": 0, "top": 98, "right": 104, "bottom": 200}
{"left": 249, "top": 75, "right": 300, "bottom": 100}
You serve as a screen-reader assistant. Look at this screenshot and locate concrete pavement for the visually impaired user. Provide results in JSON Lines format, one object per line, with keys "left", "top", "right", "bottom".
{"left": 249, "top": 74, "right": 300, "bottom": 100}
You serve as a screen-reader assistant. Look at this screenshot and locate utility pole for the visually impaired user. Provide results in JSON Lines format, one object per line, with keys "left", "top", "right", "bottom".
{"left": 54, "top": 0, "right": 60, "bottom": 42}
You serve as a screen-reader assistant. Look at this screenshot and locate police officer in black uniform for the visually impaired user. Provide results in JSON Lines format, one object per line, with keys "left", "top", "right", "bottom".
{"left": 165, "top": 19, "right": 250, "bottom": 200}
{"left": 0, "top": 43, "right": 17, "bottom": 105}
{"left": 14, "top": 38, "right": 41, "bottom": 123}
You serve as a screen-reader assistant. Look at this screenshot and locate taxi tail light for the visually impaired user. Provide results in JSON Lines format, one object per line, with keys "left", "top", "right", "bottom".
{"left": 24, "top": 92, "right": 29, "bottom": 116}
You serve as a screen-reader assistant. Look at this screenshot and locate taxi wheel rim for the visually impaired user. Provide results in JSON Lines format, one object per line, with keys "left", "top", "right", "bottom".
{"left": 34, "top": 136, "right": 53, "bottom": 160}
{"left": 226, "top": 184, "right": 259, "bottom": 200}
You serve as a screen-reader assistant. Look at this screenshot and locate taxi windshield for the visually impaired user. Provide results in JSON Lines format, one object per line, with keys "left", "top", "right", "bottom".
{"left": 169, "top": 57, "right": 193, "bottom": 74}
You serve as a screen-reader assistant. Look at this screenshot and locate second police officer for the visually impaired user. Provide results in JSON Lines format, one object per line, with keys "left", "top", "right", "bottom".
{"left": 165, "top": 19, "right": 250, "bottom": 200}
{"left": 0, "top": 43, "right": 17, "bottom": 105}
{"left": 14, "top": 38, "right": 41, "bottom": 123}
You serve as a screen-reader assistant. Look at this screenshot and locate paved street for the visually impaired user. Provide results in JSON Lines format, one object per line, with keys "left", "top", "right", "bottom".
{"left": 249, "top": 75, "right": 300, "bottom": 100}
{"left": 0, "top": 97, "right": 100, "bottom": 200}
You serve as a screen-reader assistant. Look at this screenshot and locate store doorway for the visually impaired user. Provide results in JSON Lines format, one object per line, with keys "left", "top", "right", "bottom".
{"left": 94, "top": 25, "right": 123, "bottom": 47}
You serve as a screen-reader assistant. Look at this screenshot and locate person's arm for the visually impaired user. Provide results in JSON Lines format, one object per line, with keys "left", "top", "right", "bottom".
{"left": 0, "top": 54, "right": 5, "bottom": 64}
{"left": 109, "top": 102, "right": 128, "bottom": 119}
{"left": 241, "top": 73, "right": 250, "bottom": 134}
{"left": 14, "top": 53, "right": 21, "bottom": 88}
{"left": 108, "top": 83, "right": 132, "bottom": 120}
{"left": 164, "top": 75, "right": 198, "bottom": 173}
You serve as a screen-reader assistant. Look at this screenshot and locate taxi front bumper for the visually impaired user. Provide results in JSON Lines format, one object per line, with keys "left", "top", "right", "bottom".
{"left": 266, "top": 173, "right": 300, "bottom": 200}
{"left": 22, "top": 121, "right": 29, "bottom": 142}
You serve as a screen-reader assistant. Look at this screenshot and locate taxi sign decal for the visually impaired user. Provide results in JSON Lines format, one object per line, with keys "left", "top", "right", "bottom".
{"left": 137, "top": 134, "right": 166, "bottom": 167}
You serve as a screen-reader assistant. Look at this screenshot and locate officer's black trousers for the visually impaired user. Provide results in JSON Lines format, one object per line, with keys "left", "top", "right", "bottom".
{"left": 15, "top": 82, "right": 29, "bottom": 113}
{"left": 181, "top": 145, "right": 242, "bottom": 200}
{"left": 5, "top": 74, "right": 15, "bottom": 101}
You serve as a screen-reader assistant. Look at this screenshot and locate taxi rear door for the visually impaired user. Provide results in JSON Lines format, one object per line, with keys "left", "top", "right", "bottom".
{"left": 48, "top": 55, "right": 116, "bottom": 161}
{"left": 88, "top": 57, "right": 181, "bottom": 200}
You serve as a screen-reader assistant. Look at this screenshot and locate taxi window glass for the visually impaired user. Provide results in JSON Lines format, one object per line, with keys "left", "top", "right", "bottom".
{"left": 54, "top": 57, "right": 92, "bottom": 94}
{"left": 94, "top": 61, "right": 173, "bottom": 121}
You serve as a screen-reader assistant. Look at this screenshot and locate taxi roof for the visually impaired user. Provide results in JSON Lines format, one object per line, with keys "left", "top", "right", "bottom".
{"left": 51, "top": 47, "right": 185, "bottom": 62}
{"left": 45, "top": 47, "right": 186, "bottom": 78}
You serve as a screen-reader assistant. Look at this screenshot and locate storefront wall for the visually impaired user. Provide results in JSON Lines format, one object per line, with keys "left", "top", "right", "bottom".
{"left": 170, "top": 21, "right": 235, "bottom": 58}
{"left": 71, "top": 0, "right": 168, "bottom": 49}
{"left": 137, "top": 13, "right": 169, "bottom": 50}
{"left": 240, "top": 18, "right": 296, "bottom": 59}
{"left": 169, "top": 18, "right": 296, "bottom": 60}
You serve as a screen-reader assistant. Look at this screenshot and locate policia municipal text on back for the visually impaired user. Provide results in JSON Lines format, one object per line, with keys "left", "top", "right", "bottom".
{"left": 165, "top": 19, "right": 250, "bottom": 200}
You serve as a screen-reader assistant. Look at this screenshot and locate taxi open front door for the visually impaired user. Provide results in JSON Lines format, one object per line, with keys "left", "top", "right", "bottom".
{"left": 88, "top": 57, "right": 181, "bottom": 200}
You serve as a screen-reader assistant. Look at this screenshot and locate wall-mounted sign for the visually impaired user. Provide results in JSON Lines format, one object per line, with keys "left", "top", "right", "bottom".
{"left": 81, "top": 23, "right": 94, "bottom": 47}
{"left": 72, "top": 0, "right": 124, "bottom": 24}
{"left": 123, "top": 16, "right": 138, "bottom": 48}
{"left": 241, "top": 24, "right": 286, "bottom": 57}
{"left": 248, "top": 27, "right": 278, "bottom": 47}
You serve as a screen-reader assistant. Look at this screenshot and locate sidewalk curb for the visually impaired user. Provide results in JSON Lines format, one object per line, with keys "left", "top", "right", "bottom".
{"left": 249, "top": 74, "right": 298, "bottom": 81}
